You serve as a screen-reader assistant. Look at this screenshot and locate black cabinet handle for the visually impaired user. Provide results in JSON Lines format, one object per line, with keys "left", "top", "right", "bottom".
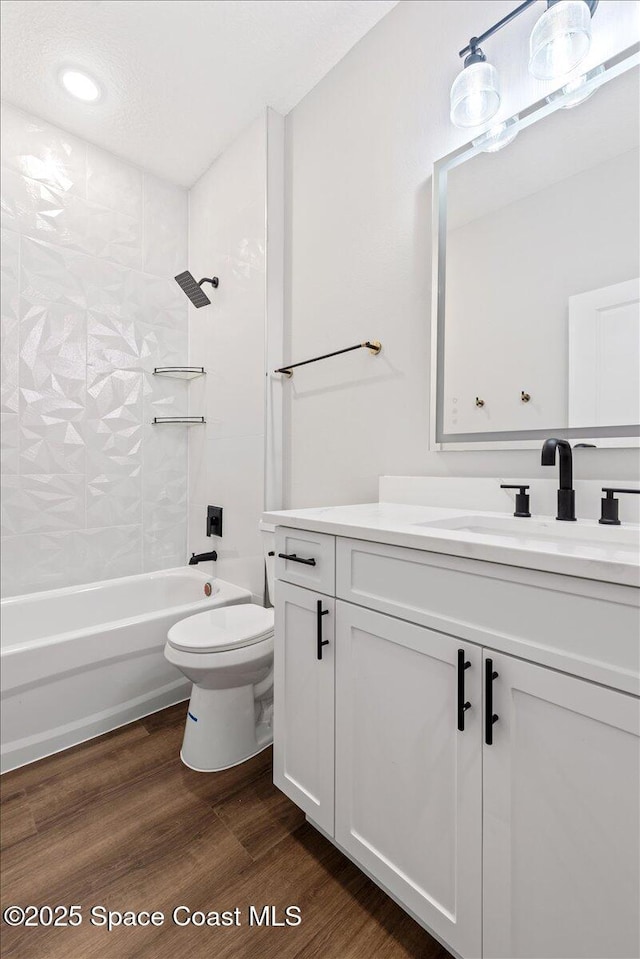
{"left": 278, "top": 552, "right": 316, "bottom": 567}
{"left": 485, "top": 658, "right": 499, "bottom": 745}
{"left": 457, "top": 649, "right": 471, "bottom": 731}
{"left": 316, "top": 600, "right": 329, "bottom": 660}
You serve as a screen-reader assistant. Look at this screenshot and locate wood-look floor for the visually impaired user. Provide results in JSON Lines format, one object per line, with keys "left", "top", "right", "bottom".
{"left": 0, "top": 703, "right": 451, "bottom": 959}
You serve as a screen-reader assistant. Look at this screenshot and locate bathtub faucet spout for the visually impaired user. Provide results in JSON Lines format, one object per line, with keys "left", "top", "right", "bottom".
{"left": 189, "top": 551, "right": 218, "bottom": 565}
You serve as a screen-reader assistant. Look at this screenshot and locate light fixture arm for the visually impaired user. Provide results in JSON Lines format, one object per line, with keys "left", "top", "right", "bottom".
{"left": 458, "top": 0, "right": 598, "bottom": 60}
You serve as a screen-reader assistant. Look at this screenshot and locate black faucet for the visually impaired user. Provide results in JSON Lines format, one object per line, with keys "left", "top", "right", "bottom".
{"left": 541, "top": 438, "right": 576, "bottom": 521}
{"left": 189, "top": 551, "right": 218, "bottom": 565}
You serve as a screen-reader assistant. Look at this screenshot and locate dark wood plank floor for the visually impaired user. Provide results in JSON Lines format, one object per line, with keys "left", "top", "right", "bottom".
{"left": 0, "top": 703, "right": 451, "bottom": 959}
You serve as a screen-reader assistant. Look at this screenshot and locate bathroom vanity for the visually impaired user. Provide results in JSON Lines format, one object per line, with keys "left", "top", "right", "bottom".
{"left": 263, "top": 497, "right": 639, "bottom": 959}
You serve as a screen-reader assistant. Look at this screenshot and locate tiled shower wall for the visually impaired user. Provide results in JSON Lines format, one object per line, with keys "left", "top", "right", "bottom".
{"left": 0, "top": 103, "right": 189, "bottom": 597}
{"left": 187, "top": 115, "right": 268, "bottom": 602}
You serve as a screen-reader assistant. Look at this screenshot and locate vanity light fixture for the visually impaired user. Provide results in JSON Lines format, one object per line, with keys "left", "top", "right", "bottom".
{"left": 529, "top": 1, "right": 597, "bottom": 80}
{"left": 546, "top": 62, "right": 605, "bottom": 108}
{"left": 473, "top": 115, "right": 520, "bottom": 152}
{"left": 59, "top": 68, "right": 101, "bottom": 102}
{"left": 451, "top": 0, "right": 599, "bottom": 133}
{"left": 450, "top": 46, "right": 501, "bottom": 128}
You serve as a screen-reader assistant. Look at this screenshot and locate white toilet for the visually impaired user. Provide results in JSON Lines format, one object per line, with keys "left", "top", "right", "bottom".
{"left": 164, "top": 522, "right": 276, "bottom": 772}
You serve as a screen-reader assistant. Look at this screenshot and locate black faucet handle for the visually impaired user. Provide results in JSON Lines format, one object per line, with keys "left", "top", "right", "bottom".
{"left": 500, "top": 484, "right": 531, "bottom": 518}
{"left": 599, "top": 488, "right": 640, "bottom": 526}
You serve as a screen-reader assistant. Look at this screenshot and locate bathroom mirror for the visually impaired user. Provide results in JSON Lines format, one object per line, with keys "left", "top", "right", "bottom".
{"left": 431, "top": 45, "right": 640, "bottom": 450}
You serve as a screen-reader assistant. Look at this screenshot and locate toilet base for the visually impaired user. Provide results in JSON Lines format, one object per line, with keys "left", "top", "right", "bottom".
{"left": 180, "top": 733, "right": 272, "bottom": 773}
{"left": 180, "top": 684, "right": 272, "bottom": 773}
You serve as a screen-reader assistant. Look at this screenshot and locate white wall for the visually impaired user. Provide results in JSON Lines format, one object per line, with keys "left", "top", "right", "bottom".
{"left": 188, "top": 112, "right": 283, "bottom": 602}
{"left": 284, "top": 0, "right": 640, "bottom": 508}
{"left": 1, "top": 103, "right": 189, "bottom": 596}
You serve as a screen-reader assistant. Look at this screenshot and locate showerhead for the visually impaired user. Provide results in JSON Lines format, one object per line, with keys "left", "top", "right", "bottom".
{"left": 174, "top": 271, "right": 219, "bottom": 308}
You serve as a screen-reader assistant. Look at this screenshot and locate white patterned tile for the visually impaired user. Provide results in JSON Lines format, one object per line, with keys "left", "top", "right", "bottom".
{"left": 86, "top": 463, "right": 142, "bottom": 529}
{"left": 20, "top": 236, "right": 87, "bottom": 309}
{"left": 143, "top": 502, "right": 188, "bottom": 567}
{"left": 1, "top": 227, "right": 19, "bottom": 282}
{"left": 143, "top": 420, "right": 188, "bottom": 476}
{"left": 1, "top": 414, "right": 19, "bottom": 475}
{"left": 1, "top": 276, "right": 19, "bottom": 413}
{"left": 0, "top": 107, "right": 190, "bottom": 594}
{"left": 78, "top": 255, "right": 130, "bottom": 327}
{"left": 1, "top": 167, "right": 91, "bottom": 251}
{"left": 1, "top": 472, "right": 85, "bottom": 536}
{"left": 142, "top": 372, "right": 189, "bottom": 424}
{"left": 86, "top": 200, "right": 142, "bottom": 269}
{"left": 0, "top": 531, "right": 84, "bottom": 597}
{"left": 19, "top": 414, "right": 85, "bottom": 474}
{"left": 19, "top": 300, "right": 86, "bottom": 411}
{"left": 143, "top": 455, "right": 188, "bottom": 508}
{"left": 142, "top": 175, "right": 187, "bottom": 277}
{"left": 134, "top": 271, "right": 187, "bottom": 328}
{"left": 79, "top": 524, "right": 143, "bottom": 581}
{"left": 136, "top": 322, "right": 184, "bottom": 370}
{"left": 195, "top": 434, "right": 264, "bottom": 596}
{"left": 87, "top": 146, "right": 142, "bottom": 218}
{"left": 86, "top": 366, "right": 143, "bottom": 426}
{"left": 142, "top": 436, "right": 188, "bottom": 569}
{"left": 87, "top": 312, "right": 140, "bottom": 371}
{"left": 1, "top": 104, "right": 87, "bottom": 198}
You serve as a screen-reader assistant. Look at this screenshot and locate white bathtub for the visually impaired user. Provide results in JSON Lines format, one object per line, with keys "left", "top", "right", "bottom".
{"left": 0, "top": 568, "right": 251, "bottom": 773}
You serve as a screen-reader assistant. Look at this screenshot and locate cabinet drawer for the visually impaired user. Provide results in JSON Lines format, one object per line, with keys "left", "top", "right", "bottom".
{"left": 336, "top": 536, "right": 640, "bottom": 693}
{"left": 275, "top": 527, "right": 335, "bottom": 596}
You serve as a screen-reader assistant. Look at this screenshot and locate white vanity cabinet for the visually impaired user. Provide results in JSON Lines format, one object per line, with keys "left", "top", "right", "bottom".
{"left": 482, "top": 651, "right": 640, "bottom": 959}
{"left": 273, "top": 580, "right": 335, "bottom": 835}
{"left": 335, "top": 601, "right": 482, "bottom": 958}
{"left": 272, "top": 524, "right": 640, "bottom": 959}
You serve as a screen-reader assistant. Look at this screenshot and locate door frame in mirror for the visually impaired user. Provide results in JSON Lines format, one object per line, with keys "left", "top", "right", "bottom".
{"left": 430, "top": 44, "right": 640, "bottom": 452}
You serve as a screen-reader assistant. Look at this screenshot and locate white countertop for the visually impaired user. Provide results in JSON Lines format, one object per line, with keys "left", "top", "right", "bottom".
{"left": 262, "top": 502, "right": 640, "bottom": 588}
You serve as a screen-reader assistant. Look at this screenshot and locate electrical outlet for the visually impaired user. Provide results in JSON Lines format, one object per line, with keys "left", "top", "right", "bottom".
{"left": 207, "top": 505, "right": 223, "bottom": 537}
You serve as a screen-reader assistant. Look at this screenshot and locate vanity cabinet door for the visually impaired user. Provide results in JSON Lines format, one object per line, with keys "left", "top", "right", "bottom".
{"left": 483, "top": 651, "right": 640, "bottom": 959}
{"left": 273, "top": 581, "right": 335, "bottom": 835}
{"left": 334, "top": 601, "right": 482, "bottom": 959}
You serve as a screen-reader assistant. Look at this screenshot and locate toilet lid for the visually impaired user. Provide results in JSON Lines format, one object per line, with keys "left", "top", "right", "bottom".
{"left": 167, "top": 604, "right": 274, "bottom": 653}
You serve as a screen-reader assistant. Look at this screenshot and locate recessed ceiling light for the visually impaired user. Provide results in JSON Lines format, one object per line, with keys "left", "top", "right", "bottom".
{"left": 59, "top": 68, "right": 101, "bottom": 102}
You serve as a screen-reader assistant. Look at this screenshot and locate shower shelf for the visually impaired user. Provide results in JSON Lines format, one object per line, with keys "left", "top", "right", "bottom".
{"left": 153, "top": 366, "right": 206, "bottom": 378}
{"left": 152, "top": 416, "right": 206, "bottom": 425}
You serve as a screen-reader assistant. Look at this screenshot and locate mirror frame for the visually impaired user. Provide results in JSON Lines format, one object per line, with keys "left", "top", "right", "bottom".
{"left": 430, "top": 43, "right": 640, "bottom": 452}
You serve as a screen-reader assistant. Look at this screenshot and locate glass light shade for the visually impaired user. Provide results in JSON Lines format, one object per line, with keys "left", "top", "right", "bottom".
{"left": 529, "top": 0, "right": 592, "bottom": 80}
{"left": 473, "top": 116, "right": 520, "bottom": 153}
{"left": 545, "top": 63, "right": 605, "bottom": 108}
{"left": 560, "top": 63, "right": 605, "bottom": 107}
{"left": 450, "top": 61, "right": 501, "bottom": 128}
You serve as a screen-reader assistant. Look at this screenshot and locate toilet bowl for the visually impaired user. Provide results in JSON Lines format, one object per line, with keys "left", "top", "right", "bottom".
{"left": 164, "top": 522, "right": 276, "bottom": 772}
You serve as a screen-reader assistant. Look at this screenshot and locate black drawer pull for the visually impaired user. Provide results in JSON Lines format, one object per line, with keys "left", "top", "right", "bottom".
{"left": 457, "top": 649, "right": 471, "bottom": 731}
{"left": 316, "top": 600, "right": 329, "bottom": 660}
{"left": 278, "top": 552, "right": 316, "bottom": 567}
{"left": 485, "top": 658, "right": 499, "bottom": 745}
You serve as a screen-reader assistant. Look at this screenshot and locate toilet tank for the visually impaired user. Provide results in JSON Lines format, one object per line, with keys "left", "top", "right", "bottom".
{"left": 259, "top": 521, "right": 276, "bottom": 605}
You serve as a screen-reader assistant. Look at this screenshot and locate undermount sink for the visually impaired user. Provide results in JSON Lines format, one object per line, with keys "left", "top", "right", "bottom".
{"left": 414, "top": 515, "right": 640, "bottom": 553}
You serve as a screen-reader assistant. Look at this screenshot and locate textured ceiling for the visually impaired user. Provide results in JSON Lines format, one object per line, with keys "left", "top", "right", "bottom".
{"left": 0, "top": 0, "right": 398, "bottom": 186}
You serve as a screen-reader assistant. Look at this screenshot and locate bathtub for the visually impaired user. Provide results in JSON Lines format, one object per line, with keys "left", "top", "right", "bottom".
{"left": 0, "top": 568, "right": 251, "bottom": 773}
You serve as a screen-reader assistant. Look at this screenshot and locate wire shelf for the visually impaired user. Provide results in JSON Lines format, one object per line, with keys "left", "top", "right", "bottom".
{"left": 152, "top": 416, "right": 206, "bottom": 425}
{"left": 153, "top": 367, "right": 206, "bottom": 378}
